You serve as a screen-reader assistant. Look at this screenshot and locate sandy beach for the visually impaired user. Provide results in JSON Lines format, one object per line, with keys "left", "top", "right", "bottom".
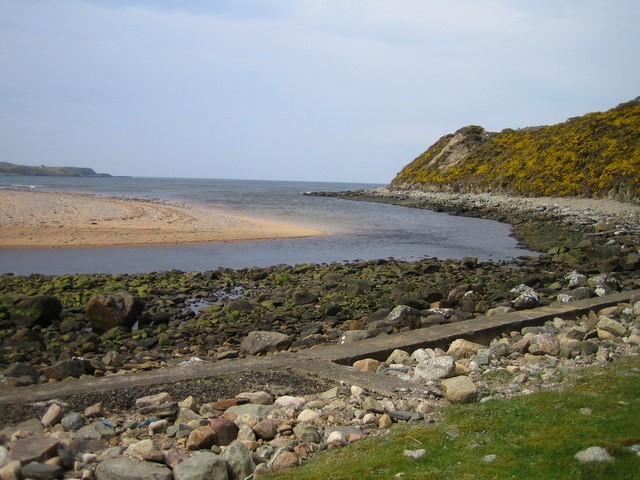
{"left": 0, "top": 189, "right": 326, "bottom": 248}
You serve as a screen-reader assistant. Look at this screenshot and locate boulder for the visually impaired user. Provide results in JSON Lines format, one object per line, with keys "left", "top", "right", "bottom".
{"left": 95, "top": 457, "right": 172, "bottom": 480}
{"left": 186, "top": 426, "right": 217, "bottom": 451}
{"left": 86, "top": 293, "right": 144, "bottom": 332}
{"left": 125, "top": 439, "right": 158, "bottom": 459}
{"left": 135, "top": 392, "right": 172, "bottom": 409}
{"left": 413, "top": 356, "right": 456, "bottom": 381}
{"left": 173, "top": 451, "right": 228, "bottom": 480}
{"left": 528, "top": 334, "right": 560, "bottom": 356}
{"left": 441, "top": 376, "right": 477, "bottom": 403}
{"left": 339, "top": 330, "right": 369, "bottom": 344}
{"left": 596, "top": 317, "right": 626, "bottom": 337}
{"left": 0, "top": 460, "right": 21, "bottom": 480}
{"left": 42, "top": 358, "right": 88, "bottom": 380}
{"left": 41, "top": 403, "right": 64, "bottom": 428}
{"left": 77, "top": 421, "right": 116, "bottom": 440}
{"left": 0, "top": 445, "right": 8, "bottom": 468}
{"left": 8, "top": 435, "right": 59, "bottom": 464}
{"left": 353, "top": 358, "right": 381, "bottom": 373}
{"left": 384, "top": 305, "right": 421, "bottom": 330}
{"left": 102, "top": 350, "right": 124, "bottom": 368}
{"left": 510, "top": 284, "right": 540, "bottom": 310}
{"left": 167, "top": 423, "right": 193, "bottom": 439}
{"left": 292, "top": 290, "right": 318, "bottom": 305}
{"left": 385, "top": 349, "right": 412, "bottom": 365}
{"left": 209, "top": 417, "right": 239, "bottom": 446}
{"left": 226, "top": 404, "right": 274, "bottom": 422}
{"left": 274, "top": 396, "right": 306, "bottom": 410}
{"left": 270, "top": 451, "right": 299, "bottom": 472}
{"left": 293, "top": 423, "right": 322, "bottom": 443}
{"left": 447, "top": 339, "right": 485, "bottom": 359}
{"left": 3, "top": 362, "right": 41, "bottom": 379}
{"left": 361, "top": 397, "right": 384, "bottom": 414}
{"left": 297, "top": 409, "right": 320, "bottom": 422}
{"left": 574, "top": 446, "right": 613, "bottom": 463}
{"left": 240, "top": 331, "right": 292, "bottom": 356}
{"left": 236, "top": 391, "right": 273, "bottom": 405}
{"left": 10, "top": 295, "right": 62, "bottom": 328}
{"left": 224, "top": 299, "right": 254, "bottom": 312}
{"left": 222, "top": 440, "right": 255, "bottom": 480}
{"left": 565, "top": 271, "right": 587, "bottom": 288}
{"left": 21, "top": 463, "right": 64, "bottom": 480}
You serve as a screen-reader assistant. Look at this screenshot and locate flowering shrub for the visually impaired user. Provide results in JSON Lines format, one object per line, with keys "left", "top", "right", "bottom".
{"left": 391, "top": 99, "right": 639, "bottom": 200}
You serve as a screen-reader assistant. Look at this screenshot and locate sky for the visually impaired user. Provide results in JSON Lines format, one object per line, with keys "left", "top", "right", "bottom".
{"left": 1, "top": 1, "right": 638, "bottom": 183}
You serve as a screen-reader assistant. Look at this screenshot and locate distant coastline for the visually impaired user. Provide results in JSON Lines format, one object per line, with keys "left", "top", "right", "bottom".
{"left": 0, "top": 161, "right": 111, "bottom": 177}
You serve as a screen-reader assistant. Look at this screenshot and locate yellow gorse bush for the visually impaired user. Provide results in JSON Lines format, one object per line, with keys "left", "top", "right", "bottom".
{"left": 391, "top": 99, "right": 640, "bottom": 200}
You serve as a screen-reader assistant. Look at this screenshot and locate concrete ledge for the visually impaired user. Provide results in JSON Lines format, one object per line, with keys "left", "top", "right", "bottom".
{"left": 313, "top": 289, "right": 638, "bottom": 365}
{"left": 0, "top": 289, "right": 636, "bottom": 405}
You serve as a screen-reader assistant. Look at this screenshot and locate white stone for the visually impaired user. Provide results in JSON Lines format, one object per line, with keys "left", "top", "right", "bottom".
{"left": 350, "top": 385, "right": 365, "bottom": 397}
{"left": 297, "top": 409, "right": 320, "bottom": 423}
{"left": 575, "top": 446, "right": 613, "bottom": 463}
{"left": 275, "top": 396, "right": 306, "bottom": 410}
{"left": 326, "top": 431, "right": 346, "bottom": 446}
{"left": 403, "top": 449, "right": 426, "bottom": 459}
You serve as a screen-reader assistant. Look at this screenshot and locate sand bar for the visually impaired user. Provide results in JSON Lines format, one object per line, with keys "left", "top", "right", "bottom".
{"left": 0, "top": 189, "right": 326, "bottom": 248}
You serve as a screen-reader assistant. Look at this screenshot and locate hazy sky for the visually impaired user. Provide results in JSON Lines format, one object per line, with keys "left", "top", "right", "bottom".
{"left": 1, "top": 0, "right": 638, "bottom": 183}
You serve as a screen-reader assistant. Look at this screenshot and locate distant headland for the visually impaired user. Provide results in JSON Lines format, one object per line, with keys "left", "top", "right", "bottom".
{"left": 0, "top": 162, "right": 111, "bottom": 177}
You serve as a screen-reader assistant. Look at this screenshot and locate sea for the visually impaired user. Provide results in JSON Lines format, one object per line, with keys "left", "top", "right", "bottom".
{"left": 0, "top": 176, "right": 536, "bottom": 275}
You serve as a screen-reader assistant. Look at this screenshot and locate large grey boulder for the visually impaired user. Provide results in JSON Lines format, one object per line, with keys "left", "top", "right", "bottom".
{"left": 86, "top": 293, "right": 144, "bottom": 332}
{"left": 222, "top": 440, "right": 255, "bottom": 480}
{"left": 3, "top": 362, "right": 41, "bottom": 378}
{"left": 76, "top": 421, "right": 116, "bottom": 440}
{"left": 42, "top": 358, "right": 88, "bottom": 380}
{"left": 7, "top": 435, "right": 59, "bottom": 464}
{"left": 95, "top": 457, "right": 172, "bottom": 480}
{"left": 173, "top": 451, "right": 228, "bottom": 480}
{"left": 293, "top": 423, "right": 322, "bottom": 443}
{"left": 509, "top": 284, "right": 540, "bottom": 310}
{"left": 367, "top": 305, "right": 421, "bottom": 336}
{"left": 413, "top": 356, "right": 456, "bottom": 381}
{"left": 240, "top": 331, "right": 292, "bottom": 356}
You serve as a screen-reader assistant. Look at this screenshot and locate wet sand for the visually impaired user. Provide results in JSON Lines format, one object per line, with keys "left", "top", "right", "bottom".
{"left": 0, "top": 189, "right": 326, "bottom": 248}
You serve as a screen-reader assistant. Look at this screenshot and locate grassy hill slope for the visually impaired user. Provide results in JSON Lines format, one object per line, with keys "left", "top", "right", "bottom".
{"left": 0, "top": 162, "right": 110, "bottom": 177}
{"left": 390, "top": 99, "right": 639, "bottom": 201}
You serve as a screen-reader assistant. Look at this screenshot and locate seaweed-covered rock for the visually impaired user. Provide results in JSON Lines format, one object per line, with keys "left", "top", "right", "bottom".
{"left": 10, "top": 295, "right": 62, "bottom": 328}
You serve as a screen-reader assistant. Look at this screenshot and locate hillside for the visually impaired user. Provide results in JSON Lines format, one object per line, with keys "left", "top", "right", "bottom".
{"left": 390, "top": 99, "right": 640, "bottom": 201}
{"left": 0, "top": 162, "right": 110, "bottom": 177}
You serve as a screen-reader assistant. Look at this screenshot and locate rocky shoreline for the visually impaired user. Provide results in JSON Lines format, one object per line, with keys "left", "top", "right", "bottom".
{"left": 1, "top": 189, "right": 639, "bottom": 478}
{"left": 0, "top": 292, "right": 638, "bottom": 479}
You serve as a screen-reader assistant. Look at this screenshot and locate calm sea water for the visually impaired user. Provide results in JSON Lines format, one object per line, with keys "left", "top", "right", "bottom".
{"left": 0, "top": 176, "right": 536, "bottom": 275}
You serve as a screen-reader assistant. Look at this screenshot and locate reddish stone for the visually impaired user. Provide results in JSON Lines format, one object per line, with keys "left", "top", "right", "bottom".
{"left": 209, "top": 397, "right": 249, "bottom": 410}
{"left": 209, "top": 417, "right": 239, "bottom": 446}
{"left": 186, "top": 426, "right": 217, "bottom": 451}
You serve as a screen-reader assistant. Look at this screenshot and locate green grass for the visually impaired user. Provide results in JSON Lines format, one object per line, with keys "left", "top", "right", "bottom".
{"left": 266, "top": 355, "right": 640, "bottom": 480}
